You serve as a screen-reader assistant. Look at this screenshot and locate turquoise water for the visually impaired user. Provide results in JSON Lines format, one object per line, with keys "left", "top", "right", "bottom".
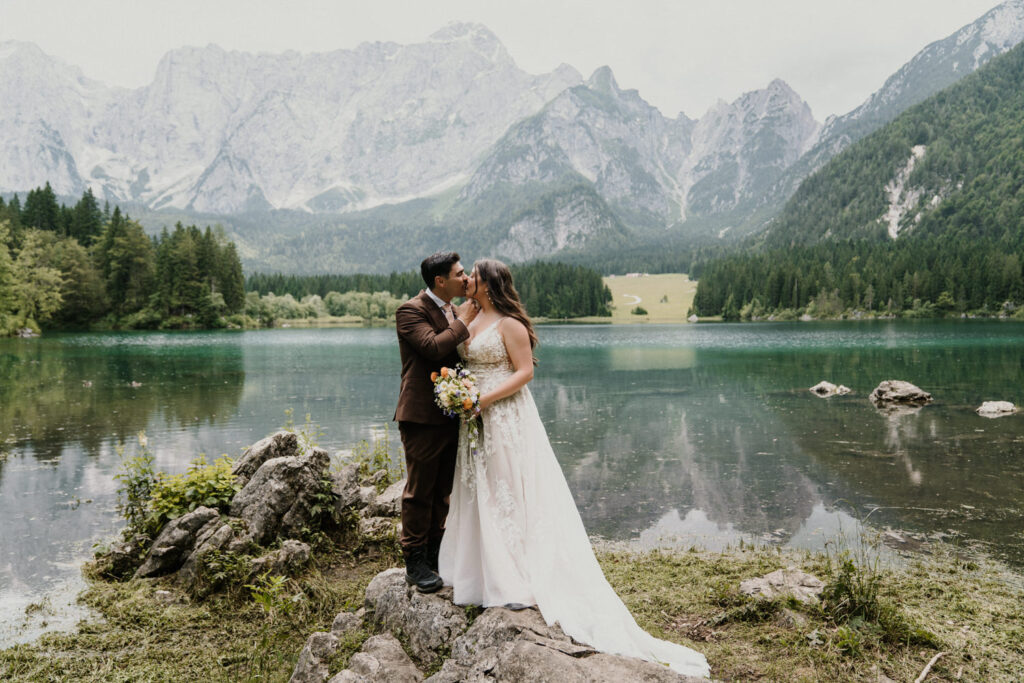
{"left": 2, "top": 321, "right": 1023, "bottom": 643}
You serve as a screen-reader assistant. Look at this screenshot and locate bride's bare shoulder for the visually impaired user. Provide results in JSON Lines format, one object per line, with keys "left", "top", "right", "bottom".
{"left": 497, "top": 317, "right": 529, "bottom": 342}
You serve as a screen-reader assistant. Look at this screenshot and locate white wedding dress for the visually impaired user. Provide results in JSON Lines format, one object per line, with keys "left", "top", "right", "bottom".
{"left": 438, "top": 319, "right": 710, "bottom": 678}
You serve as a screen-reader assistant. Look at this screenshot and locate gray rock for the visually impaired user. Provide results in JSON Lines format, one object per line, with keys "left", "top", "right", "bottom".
{"left": 359, "top": 470, "right": 388, "bottom": 488}
{"left": 175, "top": 521, "right": 236, "bottom": 590}
{"left": 251, "top": 540, "right": 312, "bottom": 576}
{"left": 739, "top": 567, "right": 824, "bottom": 604}
{"left": 332, "top": 633, "right": 423, "bottom": 683}
{"left": 332, "top": 464, "right": 370, "bottom": 514}
{"left": 102, "top": 538, "right": 146, "bottom": 579}
{"left": 153, "top": 590, "right": 178, "bottom": 605}
{"left": 135, "top": 506, "right": 220, "bottom": 578}
{"left": 430, "top": 607, "right": 702, "bottom": 682}
{"left": 358, "top": 517, "right": 398, "bottom": 540}
{"left": 233, "top": 431, "right": 300, "bottom": 487}
{"left": 869, "top": 380, "right": 932, "bottom": 406}
{"left": 364, "top": 568, "right": 469, "bottom": 667}
{"left": 810, "top": 381, "right": 851, "bottom": 397}
{"left": 290, "top": 631, "right": 340, "bottom": 683}
{"left": 230, "top": 448, "right": 331, "bottom": 545}
{"left": 977, "top": 400, "right": 1016, "bottom": 418}
{"left": 331, "top": 611, "right": 363, "bottom": 636}
{"left": 364, "top": 478, "right": 405, "bottom": 517}
{"left": 774, "top": 607, "right": 808, "bottom": 629}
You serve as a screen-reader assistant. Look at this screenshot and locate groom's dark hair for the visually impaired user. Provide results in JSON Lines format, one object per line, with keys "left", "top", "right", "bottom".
{"left": 421, "top": 251, "right": 461, "bottom": 288}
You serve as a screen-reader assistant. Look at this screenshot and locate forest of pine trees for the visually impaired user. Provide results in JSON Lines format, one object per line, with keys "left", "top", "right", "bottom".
{"left": 246, "top": 261, "right": 612, "bottom": 319}
{"left": 692, "top": 39, "right": 1024, "bottom": 321}
{"left": 0, "top": 184, "right": 246, "bottom": 335}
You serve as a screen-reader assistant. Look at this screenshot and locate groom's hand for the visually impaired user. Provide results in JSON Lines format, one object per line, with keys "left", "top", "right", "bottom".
{"left": 454, "top": 299, "right": 479, "bottom": 325}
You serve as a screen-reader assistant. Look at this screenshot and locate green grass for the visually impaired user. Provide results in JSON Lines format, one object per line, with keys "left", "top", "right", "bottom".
{"left": 599, "top": 544, "right": 1024, "bottom": 682}
{"left": 3, "top": 541, "right": 1021, "bottom": 681}
{"left": 602, "top": 273, "right": 697, "bottom": 323}
{"left": 0, "top": 550, "right": 394, "bottom": 682}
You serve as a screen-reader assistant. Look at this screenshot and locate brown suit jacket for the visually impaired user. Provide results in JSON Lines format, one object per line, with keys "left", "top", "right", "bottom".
{"left": 394, "top": 291, "right": 470, "bottom": 425}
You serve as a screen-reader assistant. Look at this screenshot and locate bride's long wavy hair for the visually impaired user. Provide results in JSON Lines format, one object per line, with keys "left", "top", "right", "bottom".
{"left": 473, "top": 258, "right": 538, "bottom": 363}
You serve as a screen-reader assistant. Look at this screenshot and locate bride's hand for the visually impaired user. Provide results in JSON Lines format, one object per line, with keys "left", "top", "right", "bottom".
{"left": 455, "top": 298, "right": 480, "bottom": 324}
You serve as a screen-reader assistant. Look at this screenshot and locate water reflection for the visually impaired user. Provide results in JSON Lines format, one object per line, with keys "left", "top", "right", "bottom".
{"left": 2, "top": 322, "right": 1024, "bottom": 647}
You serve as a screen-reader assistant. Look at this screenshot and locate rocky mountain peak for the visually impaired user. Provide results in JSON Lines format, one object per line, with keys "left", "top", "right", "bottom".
{"left": 586, "top": 65, "right": 620, "bottom": 94}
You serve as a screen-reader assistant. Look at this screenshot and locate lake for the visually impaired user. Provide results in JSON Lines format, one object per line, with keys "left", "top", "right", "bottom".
{"left": 2, "top": 321, "right": 1023, "bottom": 645}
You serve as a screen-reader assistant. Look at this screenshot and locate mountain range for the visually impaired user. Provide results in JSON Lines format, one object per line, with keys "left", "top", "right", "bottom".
{"left": 2, "top": 1, "right": 1023, "bottom": 272}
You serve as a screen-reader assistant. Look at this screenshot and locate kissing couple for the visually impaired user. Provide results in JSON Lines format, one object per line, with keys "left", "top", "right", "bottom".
{"left": 394, "top": 251, "right": 710, "bottom": 678}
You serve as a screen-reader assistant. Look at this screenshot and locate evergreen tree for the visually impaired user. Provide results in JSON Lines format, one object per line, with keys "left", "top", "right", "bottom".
{"left": 219, "top": 242, "right": 245, "bottom": 312}
{"left": 21, "top": 182, "right": 61, "bottom": 233}
{"left": 70, "top": 188, "right": 103, "bottom": 245}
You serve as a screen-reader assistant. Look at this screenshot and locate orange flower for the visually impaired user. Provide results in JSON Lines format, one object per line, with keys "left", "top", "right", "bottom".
{"left": 430, "top": 371, "right": 439, "bottom": 382}
{"left": 440, "top": 367, "right": 449, "bottom": 378}
{"left": 462, "top": 398, "right": 474, "bottom": 411}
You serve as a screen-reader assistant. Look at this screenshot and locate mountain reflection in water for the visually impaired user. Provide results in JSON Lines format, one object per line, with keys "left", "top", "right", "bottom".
{"left": 2, "top": 321, "right": 1023, "bottom": 646}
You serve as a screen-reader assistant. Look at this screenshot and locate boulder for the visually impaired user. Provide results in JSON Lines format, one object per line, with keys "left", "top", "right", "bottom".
{"left": 431, "top": 607, "right": 703, "bottom": 682}
{"left": 360, "top": 470, "right": 388, "bottom": 488}
{"left": 175, "top": 521, "right": 236, "bottom": 590}
{"left": 358, "top": 517, "right": 399, "bottom": 541}
{"left": 331, "top": 611, "right": 363, "bottom": 637}
{"left": 687, "top": 314, "right": 699, "bottom": 323}
{"left": 134, "top": 506, "right": 220, "bottom": 578}
{"left": 233, "top": 431, "right": 301, "bottom": 487}
{"left": 230, "top": 448, "right": 331, "bottom": 545}
{"left": 359, "top": 569, "right": 705, "bottom": 681}
{"left": 977, "top": 401, "right": 1016, "bottom": 418}
{"left": 869, "top": 380, "right": 932, "bottom": 406}
{"left": 329, "top": 633, "right": 423, "bottom": 683}
{"left": 809, "top": 381, "right": 851, "bottom": 397}
{"left": 332, "top": 465, "right": 376, "bottom": 513}
{"left": 250, "top": 540, "right": 311, "bottom": 576}
{"left": 365, "top": 479, "right": 404, "bottom": 517}
{"left": 101, "top": 537, "right": 147, "bottom": 579}
{"left": 290, "top": 631, "right": 340, "bottom": 683}
{"left": 364, "top": 568, "right": 470, "bottom": 667}
{"left": 739, "top": 567, "right": 823, "bottom": 605}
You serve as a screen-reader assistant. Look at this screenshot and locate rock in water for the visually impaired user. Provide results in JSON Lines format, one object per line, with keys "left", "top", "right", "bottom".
{"left": 977, "top": 401, "right": 1016, "bottom": 418}
{"left": 809, "top": 381, "right": 851, "bottom": 397}
{"left": 869, "top": 380, "right": 932, "bottom": 406}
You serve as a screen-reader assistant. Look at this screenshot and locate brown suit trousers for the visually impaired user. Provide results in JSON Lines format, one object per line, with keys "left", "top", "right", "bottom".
{"left": 394, "top": 291, "right": 469, "bottom": 552}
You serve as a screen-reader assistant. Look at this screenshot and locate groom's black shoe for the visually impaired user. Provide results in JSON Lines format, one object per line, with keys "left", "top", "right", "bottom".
{"left": 426, "top": 539, "right": 441, "bottom": 574}
{"left": 405, "top": 546, "right": 443, "bottom": 594}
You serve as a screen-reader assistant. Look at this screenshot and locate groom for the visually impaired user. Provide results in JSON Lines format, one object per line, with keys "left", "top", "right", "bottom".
{"left": 394, "top": 251, "right": 477, "bottom": 592}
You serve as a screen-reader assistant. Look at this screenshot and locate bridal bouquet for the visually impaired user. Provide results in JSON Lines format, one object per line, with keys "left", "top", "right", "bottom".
{"left": 432, "top": 365, "right": 481, "bottom": 454}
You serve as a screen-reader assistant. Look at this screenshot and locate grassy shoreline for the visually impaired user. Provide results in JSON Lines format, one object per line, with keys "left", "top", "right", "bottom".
{"left": 2, "top": 536, "right": 1021, "bottom": 682}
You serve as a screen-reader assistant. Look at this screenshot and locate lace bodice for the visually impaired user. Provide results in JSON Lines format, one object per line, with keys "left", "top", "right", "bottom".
{"left": 458, "top": 319, "right": 514, "bottom": 394}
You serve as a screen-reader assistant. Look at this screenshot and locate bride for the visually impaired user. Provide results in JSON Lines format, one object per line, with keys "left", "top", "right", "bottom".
{"left": 438, "top": 259, "right": 710, "bottom": 678}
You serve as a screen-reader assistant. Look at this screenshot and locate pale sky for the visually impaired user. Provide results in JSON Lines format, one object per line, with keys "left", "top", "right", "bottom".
{"left": 0, "top": 0, "right": 1006, "bottom": 121}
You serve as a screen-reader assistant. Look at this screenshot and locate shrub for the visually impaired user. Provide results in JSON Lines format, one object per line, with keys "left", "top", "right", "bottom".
{"left": 631, "top": 305, "right": 648, "bottom": 315}
{"left": 150, "top": 454, "right": 239, "bottom": 525}
{"left": 114, "top": 432, "right": 158, "bottom": 537}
